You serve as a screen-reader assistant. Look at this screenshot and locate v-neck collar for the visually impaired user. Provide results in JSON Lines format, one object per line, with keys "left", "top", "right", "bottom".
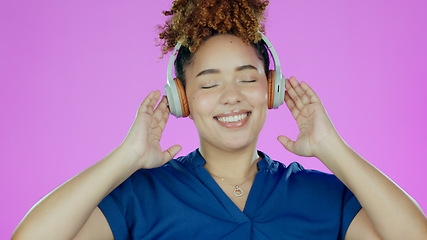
{"left": 180, "top": 149, "right": 273, "bottom": 222}
{"left": 184, "top": 148, "right": 273, "bottom": 170}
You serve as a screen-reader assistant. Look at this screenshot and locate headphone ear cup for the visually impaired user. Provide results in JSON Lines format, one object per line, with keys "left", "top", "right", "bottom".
{"left": 174, "top": 78, "right": 190, "bottom": 117}
{"left": 267, "top": 70, "right": 275, "bottom": 109}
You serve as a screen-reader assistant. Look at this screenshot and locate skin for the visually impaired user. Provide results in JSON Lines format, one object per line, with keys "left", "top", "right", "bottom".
{"left": 279, "top": 76, "right": 427, "bottom": 239}
{"left": 185, "top": 34, "right": 269, "bottom": 210}
{"left": 12, "top": 34, "right": 427, "bottom": 240}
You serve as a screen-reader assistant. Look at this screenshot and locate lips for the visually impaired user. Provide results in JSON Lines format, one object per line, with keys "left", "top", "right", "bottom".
{"left": 217, "top": 113, "right": 248, "bottom": 123}
{"left": 214, "top": 110, "right": 251, "bottom": 128}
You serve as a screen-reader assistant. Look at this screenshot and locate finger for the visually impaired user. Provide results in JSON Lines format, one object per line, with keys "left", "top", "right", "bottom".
{"left": 300, "top": 81, "right": 321, "bottom": 103}
{"left": 153, "top": 95, "right": 168, "bottom": 122}
{"left": 290, "top": 77, "right": 310, "bottom": 105}
{"left": 284, "top": 91, "right": 300, "bottom": 119}
{"left": 277, "top": 135, "right": 296, "bottom": 154}
{"left": 138, "top": 91, "right": 155, "bottom": 114}
{"left": 285, "top": 78, "right": 305, "bottom": 111}
{"left": 162, "top": 144, "right": 182, "bottom": 162}
{"left": 138, "top": 90, "right": 161, "bottom": 115}
{"left": 161, "top": 95, "right": 171, "bottom": 119}
{"left": 157, "top": 96, "right": 171, "bottom": 131}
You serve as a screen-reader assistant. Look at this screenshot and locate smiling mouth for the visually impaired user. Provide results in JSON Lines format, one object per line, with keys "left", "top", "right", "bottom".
{"left": 213, "top": 111, "right": 251, "bottom": 128}
{"left": 216, "top": 113, "right": 248, "bottom": 123}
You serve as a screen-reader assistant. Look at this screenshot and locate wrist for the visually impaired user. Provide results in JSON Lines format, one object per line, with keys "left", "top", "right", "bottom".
{"left": 110, "top": 144, "right": 142, "bottom": 172}
{"left": 313, "top": 133, "right": 348, "bottom": 164}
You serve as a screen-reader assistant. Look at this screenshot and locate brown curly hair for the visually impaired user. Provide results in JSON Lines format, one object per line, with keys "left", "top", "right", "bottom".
{"left": 158, "top": 0, "right": 269, "bottom": 56}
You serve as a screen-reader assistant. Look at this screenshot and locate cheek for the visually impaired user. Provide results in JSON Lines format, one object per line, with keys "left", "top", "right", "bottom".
{"left": 187, "top": 91, "right": 217, "bottom": 119}
{"left": 246, "top": 83, "right": 268, "bottom": 106}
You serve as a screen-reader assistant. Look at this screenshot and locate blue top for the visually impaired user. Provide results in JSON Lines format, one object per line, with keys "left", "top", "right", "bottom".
{"left": 98, "top": 149, "right": 362, "bottom": 240}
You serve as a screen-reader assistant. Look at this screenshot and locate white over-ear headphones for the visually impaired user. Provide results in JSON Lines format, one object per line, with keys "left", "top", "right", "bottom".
{"left": 165, "top": 32, "right": 285, "bottom": 118}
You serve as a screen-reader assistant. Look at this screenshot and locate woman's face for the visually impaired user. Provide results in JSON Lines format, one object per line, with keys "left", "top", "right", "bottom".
{"left": 185, "top": 34, "right": 268, "bottom": 152}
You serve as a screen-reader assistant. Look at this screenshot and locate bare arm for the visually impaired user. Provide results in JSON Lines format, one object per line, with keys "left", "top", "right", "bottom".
{"left": 73, "top": 207, "right": 113, "bottom": 240}
{"left": 317, "top": 137, "right": 427, "bottom": 240}
{"left": 278, "top": 77, "right": 427, "bottom": 240}
{"left": 12, "top": 91, "right": 181, "bottom": 240}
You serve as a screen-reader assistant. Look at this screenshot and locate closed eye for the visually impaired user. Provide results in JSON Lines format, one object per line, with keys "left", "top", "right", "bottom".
{"left": 201, "top": 84, "right": 218, "bottom": 89}
{"left": 242, "top": 80, "right": 257, "bottom": 83}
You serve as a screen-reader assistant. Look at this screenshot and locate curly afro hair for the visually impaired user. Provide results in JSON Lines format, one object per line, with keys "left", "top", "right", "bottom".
{"left": 158, "top": 0, "right": 269, "bottom": 56}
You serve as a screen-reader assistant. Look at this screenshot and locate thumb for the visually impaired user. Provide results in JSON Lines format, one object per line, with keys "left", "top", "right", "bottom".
{"left": 277, "top": 135, "right": 296, "bottom": 153}
{"left": 162, "top": 144, "right": 182, "bottom": 162}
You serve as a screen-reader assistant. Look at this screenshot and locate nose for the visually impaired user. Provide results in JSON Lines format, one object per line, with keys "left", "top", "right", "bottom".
{"left": 219, "top": 82, "right": 243, "bottom": 105}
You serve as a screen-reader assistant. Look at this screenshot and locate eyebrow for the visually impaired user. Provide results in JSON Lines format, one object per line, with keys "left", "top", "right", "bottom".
{"left": 196, "top": 65, "right": 258, "bottom": 77}
{"left": 235, "top": 65, "right": 258, "bottom": 72}
{"left": 196, "top": 69, "right": 220, "bottom": 77}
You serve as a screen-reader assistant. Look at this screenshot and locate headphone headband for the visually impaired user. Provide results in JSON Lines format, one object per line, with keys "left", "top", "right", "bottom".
{"left": 259, "top": 32, "right": 285, "bottom": 109}
{"left": 165, "top": 33, "right": 285, "bottom": 117}
{"left": 165, "top": 42, "right": 184, "bottom": 117}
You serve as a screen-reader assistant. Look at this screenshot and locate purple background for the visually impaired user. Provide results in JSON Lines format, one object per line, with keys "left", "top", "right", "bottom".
{"left": 1, "top": 0, "right": 426, "bottom": 238}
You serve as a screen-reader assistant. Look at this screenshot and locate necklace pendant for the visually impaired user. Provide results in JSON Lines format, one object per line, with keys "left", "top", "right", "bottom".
{"left": 234, "top": 185, "right": 244, "bottom": 197}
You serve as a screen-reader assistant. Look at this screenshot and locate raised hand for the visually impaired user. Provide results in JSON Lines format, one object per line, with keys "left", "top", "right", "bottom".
{"left": 121, "top": 90, "right": 181, "bottom": 169}
{"left": 277, "top": 77, "right": 340, "bottom": 158}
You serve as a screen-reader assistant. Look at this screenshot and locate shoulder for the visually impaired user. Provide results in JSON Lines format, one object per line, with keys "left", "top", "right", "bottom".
{"left": 286, "top": 161, "right": 344, "bottom": 191}
{"left": 260, "top": 152, "right": 346, "bottom": 194}
{"left": 265, "top": 157, "right": 358, "bottom": 209}
{"left": 119, "top": 150, "right": 201, "bottom": 187}
{"left": 286, "top": 162, "right": 341, "bottom": 184}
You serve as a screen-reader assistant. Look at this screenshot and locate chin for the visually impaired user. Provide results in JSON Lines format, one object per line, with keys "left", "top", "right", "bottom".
{"left": 215, "top": 135, "right": 258, "bottom": 152}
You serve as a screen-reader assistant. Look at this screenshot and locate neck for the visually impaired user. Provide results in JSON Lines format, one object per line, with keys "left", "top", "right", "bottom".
{"left": 200, "top": 142, "right": 260, "bottom": 179}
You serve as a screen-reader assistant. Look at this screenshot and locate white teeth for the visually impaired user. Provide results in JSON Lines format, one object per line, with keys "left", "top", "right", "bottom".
{"left": 217, "top": 113, "right": 248, "bottom": 123}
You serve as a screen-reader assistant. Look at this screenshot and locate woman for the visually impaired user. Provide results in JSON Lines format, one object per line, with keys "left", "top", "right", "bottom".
{"left": 12, "top": 0, "right": 427, "bottom": 239}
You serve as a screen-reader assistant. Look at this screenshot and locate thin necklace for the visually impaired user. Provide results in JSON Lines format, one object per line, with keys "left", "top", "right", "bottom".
{"left": 210, "top": 171, "right": 257, "bottom": 197}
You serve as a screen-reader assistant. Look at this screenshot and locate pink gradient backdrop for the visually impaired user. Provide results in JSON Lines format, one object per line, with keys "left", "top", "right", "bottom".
{"left": 1, "top": 0, "right": 426, "bottom": 238}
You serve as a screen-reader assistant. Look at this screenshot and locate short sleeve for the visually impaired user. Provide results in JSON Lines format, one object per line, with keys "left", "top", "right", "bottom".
{"left": 339, "top": 185, "right": 362, "bottom": 240}
{"left": 98, "top": 193, "right": 131, "bottom": 240}
{"left": 284, "top": 163, "right": 363, "bottom": 240}
{"left": 98, "top": 172, "right": 147, "bottom": 240}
